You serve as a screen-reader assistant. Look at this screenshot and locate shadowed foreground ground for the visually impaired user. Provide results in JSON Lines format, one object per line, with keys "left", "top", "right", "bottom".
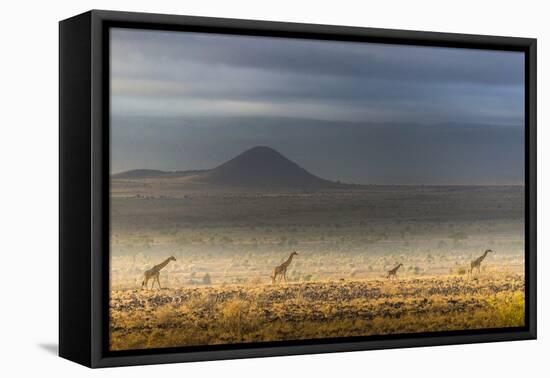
{"left": 110, "top": 272, "right": 524, "bottom": 351}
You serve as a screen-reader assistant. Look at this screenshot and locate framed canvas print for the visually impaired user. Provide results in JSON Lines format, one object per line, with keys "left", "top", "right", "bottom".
{"left": 59, "top": 10, "right": 536, "bottom": 368}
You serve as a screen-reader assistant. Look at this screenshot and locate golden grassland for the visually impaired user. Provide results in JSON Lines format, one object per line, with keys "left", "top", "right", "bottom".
{"left": 109, "top": 186, "right": 525, "bottom": 350}
{"left": 110, "top": 272, "right": 524, "bottom": 351}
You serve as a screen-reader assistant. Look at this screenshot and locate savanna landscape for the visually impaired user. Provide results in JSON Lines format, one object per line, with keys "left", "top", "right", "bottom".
{"left": 109, "top": 147, "right": 525, "bottom": 351}
{"left": 109, "top": 28, "right": 526, "bottom": 351}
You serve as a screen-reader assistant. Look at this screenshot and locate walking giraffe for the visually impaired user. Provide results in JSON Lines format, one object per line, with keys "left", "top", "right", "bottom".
{"left": 387, "top": 263, "right": 403, "bottom": 279}
{"left": 469, "top": 249, "right": 493, "bottom": 275}
{"left": 271, "top": 251, "right": 298, "bottom": 284}
{"left": 141, "top": 256, "right": 176, "bottom": 290}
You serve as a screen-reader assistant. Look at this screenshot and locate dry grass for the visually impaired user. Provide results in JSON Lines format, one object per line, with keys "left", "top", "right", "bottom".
{"left": 110, "top": 271, "right": 524, "bottom": 351}
{"left": 108, "top": 186, "right": 525, "bottom": 351}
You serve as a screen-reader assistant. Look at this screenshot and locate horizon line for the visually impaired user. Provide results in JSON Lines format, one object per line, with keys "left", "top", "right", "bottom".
{"left": 110, "top": 168, "right": 525, "bottom": 187}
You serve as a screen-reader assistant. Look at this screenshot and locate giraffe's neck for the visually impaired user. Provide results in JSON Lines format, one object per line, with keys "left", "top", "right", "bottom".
{"left": 282, "top": 254, "right": 294, "bottom": 268}
{"left": 474, "top": 252, "right": 487, "bottom": 265}
{"left": 156, "top": 258, "right": 172, "bottom": 271}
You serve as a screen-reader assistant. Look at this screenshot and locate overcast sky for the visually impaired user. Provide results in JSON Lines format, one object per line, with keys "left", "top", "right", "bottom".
{"left": 110, "top": 28, "right": 525, "bottom": 185}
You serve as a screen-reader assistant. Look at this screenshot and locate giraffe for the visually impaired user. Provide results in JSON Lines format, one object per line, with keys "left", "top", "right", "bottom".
{"left": 387, "top": 263, "right": 403, "bottom": 279}
{"left": 271, "top": 251, "right": 298, "bottom": 284}
{"left": 141, "top": 256, "right": 176, "bottom": 290}
{"left": 469, "top": 249, "right": 493, "bottom": 275}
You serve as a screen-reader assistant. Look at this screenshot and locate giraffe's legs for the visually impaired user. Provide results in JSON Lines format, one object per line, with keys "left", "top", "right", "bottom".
{"left": 157, "top": 275, "right": 162, "bottom": 289}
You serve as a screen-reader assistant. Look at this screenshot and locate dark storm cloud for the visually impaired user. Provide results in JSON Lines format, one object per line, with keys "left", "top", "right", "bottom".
{"left": 111, "top": 28, "right": 524, "bottom": 125}
{"left": 111, "top": 28, "right": 523, "bottom": 86}
{"left": 110, "top": 28, "right": 525, "bottom": 184}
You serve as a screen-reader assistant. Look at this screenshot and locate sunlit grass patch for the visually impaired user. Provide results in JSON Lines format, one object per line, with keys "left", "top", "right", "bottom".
{"left": 110, "top": 272, "right": 525, "bottom": 350}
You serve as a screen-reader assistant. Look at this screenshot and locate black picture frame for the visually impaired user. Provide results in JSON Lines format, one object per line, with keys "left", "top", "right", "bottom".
{"left": 59, "top": 9, "right": 537, "bottom": 368}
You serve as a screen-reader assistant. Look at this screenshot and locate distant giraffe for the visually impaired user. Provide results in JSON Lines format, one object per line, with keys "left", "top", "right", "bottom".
{"left": 141, "top": 256, "right": 176, "bottom": 290}
{"left": 271, "top": 252, "right": 298, "bottom": 284}
{"left": 387, "top": 263, "right": 403, "bottom": 279}
{"left": 469, "top": 249, "right": 493, "bottom": 275}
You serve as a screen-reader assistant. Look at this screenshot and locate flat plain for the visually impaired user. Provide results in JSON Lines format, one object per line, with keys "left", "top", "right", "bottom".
{"left": 110, "top": 273, "right": 524, "bottom": 350}
{"left": 110, "top": 183, "right": 525, "bottom": 350}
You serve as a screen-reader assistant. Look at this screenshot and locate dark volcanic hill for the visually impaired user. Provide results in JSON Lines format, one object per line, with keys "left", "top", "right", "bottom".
{"left": 113, "top": 146, "right": 356, "bottom": 189}
{"left": 203, "top": 146, "right": 347, "bottom": 188}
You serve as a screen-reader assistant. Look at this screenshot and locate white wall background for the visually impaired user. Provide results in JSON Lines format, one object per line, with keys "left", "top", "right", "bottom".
{"left": 0, "top": 0, "right": 546, "bottom": 376}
